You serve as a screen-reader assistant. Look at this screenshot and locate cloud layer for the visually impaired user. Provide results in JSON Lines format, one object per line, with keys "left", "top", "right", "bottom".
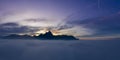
{"left": 0, "top": 40, "right": 120, "bottom": 60}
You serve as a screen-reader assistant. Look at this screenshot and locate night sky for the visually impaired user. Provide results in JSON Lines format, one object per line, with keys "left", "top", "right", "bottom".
{"left": 0, "top": 0, "right": 120, "bottom": 39}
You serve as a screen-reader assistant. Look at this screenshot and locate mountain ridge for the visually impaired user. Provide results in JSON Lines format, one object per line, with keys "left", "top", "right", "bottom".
{"left": 1, "top": 31, "right": 79, "bottom": 40}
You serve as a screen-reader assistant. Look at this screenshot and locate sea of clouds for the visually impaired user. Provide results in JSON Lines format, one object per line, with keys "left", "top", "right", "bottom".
{"left": 0, "top": 39, "right": 120, "bottom": 60}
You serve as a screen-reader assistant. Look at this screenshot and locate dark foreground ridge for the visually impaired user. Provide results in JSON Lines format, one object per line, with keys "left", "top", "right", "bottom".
{"left": 1, "top": 31, "right": 79, "bottom": 40}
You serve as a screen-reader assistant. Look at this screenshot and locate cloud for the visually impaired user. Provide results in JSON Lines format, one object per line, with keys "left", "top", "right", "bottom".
{"left": 56, "top": 24, "right": 74, "bottom": 30}
{"left": 24, "top": 18, "right": 49, "bottom": 22}
{"left": 0, "top": 23, "right": 18, "bottom": 27}
{"left": 0, "top": 40, "right": 120, "bottom": 60}
{"left": 0, "top": 23, "right": 39, "bottom": 36}
{"left": 66, "top": 13, "right": 120, "bottom": 37}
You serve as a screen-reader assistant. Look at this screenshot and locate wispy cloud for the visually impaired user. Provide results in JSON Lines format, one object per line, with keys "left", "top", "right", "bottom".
{"left": 66, "top": 13, "right": 120, "bottom": 38}
{"left": 0, "top": 23, "right": 40, "bottom": 36}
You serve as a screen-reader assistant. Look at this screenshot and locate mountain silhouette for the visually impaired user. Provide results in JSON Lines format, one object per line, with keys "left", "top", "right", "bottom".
{"left": 1, "top": 31, "right": 79, "bottom": 40}
{"left": 34, "top": 31, "right": 79, "bottom": 40}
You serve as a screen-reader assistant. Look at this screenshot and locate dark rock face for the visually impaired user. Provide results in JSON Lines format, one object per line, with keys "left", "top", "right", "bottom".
{"left": 35, "top": 31, "right": 79, "bottom": 40}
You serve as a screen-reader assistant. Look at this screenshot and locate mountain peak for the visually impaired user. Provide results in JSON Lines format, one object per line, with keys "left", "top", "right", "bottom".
{"left": 45, "top": 31, "right": 53, "bottom": 36}
{"left": 35, "top": 31, "right": 79, "bottom": 40}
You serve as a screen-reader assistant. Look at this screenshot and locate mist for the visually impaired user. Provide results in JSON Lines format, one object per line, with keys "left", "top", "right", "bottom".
{"left": 0, "top": 39, "right": 120, "bottom": 60}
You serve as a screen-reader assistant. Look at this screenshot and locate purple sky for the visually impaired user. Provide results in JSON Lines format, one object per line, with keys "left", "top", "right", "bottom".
{"left": 0, "top": 0, "right": 120, "bottom": 39}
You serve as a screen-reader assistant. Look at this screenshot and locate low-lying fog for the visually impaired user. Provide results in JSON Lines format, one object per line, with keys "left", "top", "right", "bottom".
{"left": 0, "top": 39, "right": 120, "bottom": 60}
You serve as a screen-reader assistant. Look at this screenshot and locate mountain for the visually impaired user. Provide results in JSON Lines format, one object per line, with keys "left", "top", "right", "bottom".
{"left": 34, "top": 31, "right": 79, "bottom": 40}
{"left": 1, "top": 31, "right": 79, "bottom": 40}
